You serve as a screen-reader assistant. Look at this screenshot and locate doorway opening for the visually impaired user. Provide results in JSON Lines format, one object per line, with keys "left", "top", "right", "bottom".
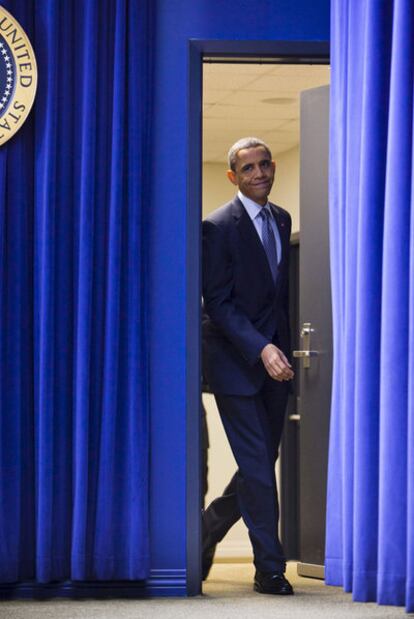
{"left": 186, "top": 41, "right": 330, "bottom": 596}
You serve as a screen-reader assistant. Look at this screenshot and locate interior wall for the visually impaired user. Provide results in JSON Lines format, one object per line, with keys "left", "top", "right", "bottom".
{"left": 202, "top": 144, "right": 300, "bottom": 558}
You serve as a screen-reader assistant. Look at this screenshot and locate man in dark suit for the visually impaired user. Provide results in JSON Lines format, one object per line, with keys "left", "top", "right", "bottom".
{"left": 202, "top": 137, "right": 294, "bottom": 595}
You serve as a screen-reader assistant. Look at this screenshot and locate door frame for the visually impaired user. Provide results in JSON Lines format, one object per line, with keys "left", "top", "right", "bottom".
{"left": 186, "top": 39, "right": 330, "bottom": 595}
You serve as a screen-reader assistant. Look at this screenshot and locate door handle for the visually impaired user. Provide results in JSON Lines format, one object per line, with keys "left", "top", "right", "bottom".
{"left": 293, "top": 322, "right": 318, "bottom": 368}
{"left": 293, "top": 350, "right": 319, "bottom": 358}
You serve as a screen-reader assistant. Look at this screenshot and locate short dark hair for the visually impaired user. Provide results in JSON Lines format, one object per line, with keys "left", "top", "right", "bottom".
{"left": 228, "top": 137, "right": 272, "bottom": 171}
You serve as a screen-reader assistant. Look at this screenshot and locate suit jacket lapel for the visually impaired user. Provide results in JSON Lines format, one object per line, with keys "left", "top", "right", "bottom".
{"left": 231, "top": 197, "right": 275, "bottom": 289}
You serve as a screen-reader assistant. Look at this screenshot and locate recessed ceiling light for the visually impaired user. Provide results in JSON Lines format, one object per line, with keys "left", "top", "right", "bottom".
{"left": 262, "top": 97, "right": 296, "bottom": 105}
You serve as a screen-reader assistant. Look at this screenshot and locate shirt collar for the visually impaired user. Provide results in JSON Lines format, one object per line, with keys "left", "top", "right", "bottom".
{"left": 238, "top": 190, "right": 269, "bottom": 221}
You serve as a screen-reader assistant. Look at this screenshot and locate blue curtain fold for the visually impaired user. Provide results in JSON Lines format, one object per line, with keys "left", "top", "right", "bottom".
{"left": 327, "top": 0, "right": 414, "bottom": 612}
{"left": 0, "top": 0, "right": 151, "bottom": 583}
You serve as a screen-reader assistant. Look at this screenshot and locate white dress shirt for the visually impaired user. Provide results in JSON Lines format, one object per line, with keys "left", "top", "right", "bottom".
{"left": 238, "top": 190, "right": 282, "bottom": 265}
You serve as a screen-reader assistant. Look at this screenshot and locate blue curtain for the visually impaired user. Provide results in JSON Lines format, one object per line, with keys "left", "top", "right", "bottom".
{"left": 326, "top": 0, "right": 414, "bottom": 612}
{"left": 0, "top": 0, "right": 151, "bottom": 582}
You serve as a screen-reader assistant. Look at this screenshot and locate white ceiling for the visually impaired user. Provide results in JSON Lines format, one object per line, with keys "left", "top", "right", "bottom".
{"left": 203, "top": 63, "right": 330, "bottom": 163}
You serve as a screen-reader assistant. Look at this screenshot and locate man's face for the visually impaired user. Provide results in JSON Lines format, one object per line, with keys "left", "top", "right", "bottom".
{"left": 227, "top": 145, "right": 275, "bottom": 206}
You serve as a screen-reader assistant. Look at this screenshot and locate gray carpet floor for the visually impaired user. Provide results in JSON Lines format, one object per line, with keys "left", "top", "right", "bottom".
{"left": 0, "top": 562, "right": 411, "bottom": 619}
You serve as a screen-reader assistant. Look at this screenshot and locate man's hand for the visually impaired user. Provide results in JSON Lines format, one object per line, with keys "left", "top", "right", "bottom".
{"left": 260, "top": 343, "right": 294, "bottom": 381}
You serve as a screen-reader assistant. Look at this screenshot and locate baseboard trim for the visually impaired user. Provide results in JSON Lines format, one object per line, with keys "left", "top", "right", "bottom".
{"left": 0, "top": 569, "right": 187, "bottom": 599}
{"left": 297, "top": 562, "right": 325, "bottom": 580}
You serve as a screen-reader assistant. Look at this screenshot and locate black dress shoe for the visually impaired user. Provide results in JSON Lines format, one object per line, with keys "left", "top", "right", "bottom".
{"left": 254, "top": 570, "right": 294, "bottom": 595}
{"left": 202, "top": 544, "right": 216, "bottom": 580}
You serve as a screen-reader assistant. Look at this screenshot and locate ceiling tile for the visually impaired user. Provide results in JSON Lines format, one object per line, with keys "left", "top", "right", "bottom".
{"left": 203, "top": 63, "right": 330, "bottom": 163}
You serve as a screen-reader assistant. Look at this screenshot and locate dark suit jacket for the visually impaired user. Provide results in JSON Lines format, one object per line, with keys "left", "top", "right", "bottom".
{"left": 202, "top": 196, "right": 291, "bottom": 396}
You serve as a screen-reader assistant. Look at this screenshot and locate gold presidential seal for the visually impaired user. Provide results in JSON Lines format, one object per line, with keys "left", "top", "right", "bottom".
{"left": 0, "top": 6, "right": 37, "bottom": 146}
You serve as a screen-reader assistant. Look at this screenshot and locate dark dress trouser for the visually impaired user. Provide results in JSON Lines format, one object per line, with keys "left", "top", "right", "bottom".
{"left": 202, "top": 377, "right": 288, "bottom": 573}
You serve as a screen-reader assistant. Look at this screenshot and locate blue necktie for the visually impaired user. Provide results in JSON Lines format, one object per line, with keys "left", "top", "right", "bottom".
{"left": 260, "top": 207, "right": 278, "bottom": 282}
